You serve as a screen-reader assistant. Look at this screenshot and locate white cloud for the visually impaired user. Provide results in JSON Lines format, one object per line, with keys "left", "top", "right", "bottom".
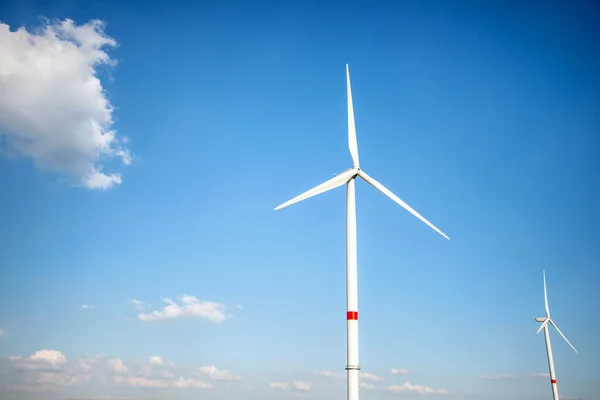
{"left": 530, "top": 372, "right": 550, "bottom": 378}
{"left": 8, "top": 350, "right": 92, "bottom": 391}
{"left": 36, "top": 371, "right": 91, "bottom": 386}
{"left": 135, "top": 295, "right": 232, "bottom": 323}
{"left": 268, "top": 380, "right": 311, "bottom": 392}
{"left": 78, "top": 359, "right": 95, "bottom": 373}
{"left": 478, "top": 374, "right": 515, "bottom": 380}
{"left": 138, "top": 364, "right": 173, "bottom": 380}
{"left": 10, "top": 349, "right": 67, "bottom": 370}
{"left": 128, "top": 299, "right": 149, "bottom": 311}
{"left": 112, "top": 375, "right": 169, "bottom": 388}
{"left": 29, "top": 350, "right": 67, "bottom": 365}
{"left": 81, "top": 304, "right": 94, "bottom": 309}
{"left": 7, "top": 350, "right": 214, "bottom": 392}
{"left": 148, "top": 356, "right": 163, "bottom": 366}
{"left": 269, "top": 381, "right": 290, "bottom": 390}
{"left": 361, "top": 372, "right": 384, "bottom": 382}
{"left": 292, "top": 381, "right": 310, "bottom": 391}
{"left": 387, "top": 383, "right": 448, "bottom": 395}
{"left": 108, "top": 358, "right": 128, "bottom": 375}
{"left": 170, "top": 377, "right": 212, "bottom": 389}
{"left": 314, "top": 370, "right": 343, "bottom": 378}
{"left": 360, "top": 382, "right": 376, "bottom": 389}
{"left": 112, "top": 375, "right": 211, "bottom": 389}
{"left": 0, "top": 18, "right": 131, "bottom": 189}
{"left": 198, "top": 366, "right": 242, "bottom": 381}
{"left": 391, "top": 368, "right": 410, "bottom": 375}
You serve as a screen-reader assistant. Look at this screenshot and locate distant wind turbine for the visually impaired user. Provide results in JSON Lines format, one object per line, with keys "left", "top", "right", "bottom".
{"left": 535, "top": 270, "right": 578, "bottom": 400}
{"left": 274, "top": 64, "right": 450, "bottom": 400}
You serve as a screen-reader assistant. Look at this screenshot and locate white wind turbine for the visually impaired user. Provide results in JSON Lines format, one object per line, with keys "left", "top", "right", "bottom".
{"left": 535, "top": 270, "right": 578, "bottom": 400}
{"left": 274, "top": 65, "right": 450, "bottom": 400}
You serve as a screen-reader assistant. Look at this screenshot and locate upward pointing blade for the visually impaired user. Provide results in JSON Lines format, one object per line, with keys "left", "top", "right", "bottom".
{"left": 346, "top": 64, "right": 359, "bottom": 169}
{"left": 357, "top": 170, "right": 450, "bottom": 240}
{"left": 549, "top": 319, "right": 579, "bottom": 354}
{"left": 543, "top": 270, "right": 550, "bottom": 318}
{"left": 274, "top": 169, "right": 357, "bottom": 211}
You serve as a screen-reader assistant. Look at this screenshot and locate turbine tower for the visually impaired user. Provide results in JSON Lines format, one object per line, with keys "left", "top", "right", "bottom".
{"left": 274, "top": 65, "right": 450, "bottom": 400}
{"left": 535, "top": 270, "right": 578, "bottom": 400}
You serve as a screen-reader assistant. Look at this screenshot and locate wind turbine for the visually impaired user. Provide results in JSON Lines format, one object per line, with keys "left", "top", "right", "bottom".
{"left": 274, "top": 65, "right": 450, "bottom": 400}
{"left": 535, "top": 270, "right": 578, "bottom": 400}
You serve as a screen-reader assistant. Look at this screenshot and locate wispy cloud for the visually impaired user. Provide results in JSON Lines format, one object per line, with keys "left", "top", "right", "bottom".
{"left": 197, "top": 366, "right": 242, "bottom": 381}
{"left": 269, "top": 381, "right": 290, "bottom": 390}
{"left": 128, "top": 299, "right": 149, "bottom": 311}
{"left": 7, "top": 349, "right": 214, "bottom": 391}
{"left": 391, "top": 368, "right": 410, "bottom": 375}
{"left": 314, "top": 370, "right": 343, "bottom": 378}
{"left": 148, "top": 356, "right": 164, "bottom": 366}
{"left": 108, "top": 358, "right": 128, "bottom": 375}
{"left": 268, "top": 381, "right": 311, "bottom": 391}
{"left": 387, "top": 383, "right": 448, "bottom": 395}
{"left": 361, "top": 372, "right": 384, "bottom": 382}
{"left": 292, "top": 381, "right": 311, "bottom": 391}
{"left": 0, "top": 19, "right": 131, "bottom": 189}
{"left": 81, "top": 304, "right": 94, "bottom": 310}
{"left": 530, "top": 372, "right": 550, "bottom": 378}
{"left": 133, "top": 295, "right": 232, "bottom": 323}
{"left": 478, "top": 374, "right": 515, "bottom": 380}
{"left": 360, "top": 382, "right": 376, "bottom": 389}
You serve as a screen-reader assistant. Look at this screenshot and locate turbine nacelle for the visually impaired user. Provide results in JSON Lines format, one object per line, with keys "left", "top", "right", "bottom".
{"left": 340, "top": 168, "right": 359, "bottom": 177}
{"left": 535, "top": 317, "right": 546, "bottom": 322}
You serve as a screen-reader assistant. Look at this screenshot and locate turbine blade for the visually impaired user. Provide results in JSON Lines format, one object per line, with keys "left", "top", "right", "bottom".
{"left": 549, "top": 319, "right": 578, "bottom": 354}
{"left": 536, "top": 318, "right": 549, "bottom": 335}
{"left": 274, "top": 169, "right": 357, "bottom": 211}
{"left": 346, "top": 64, "right": 359, "bottom": 168}
{"left": 543, "top": 270, "right": 550, "bottom": 318}
{"left": 357, "top": 170, "right": 450, "bottom": 240}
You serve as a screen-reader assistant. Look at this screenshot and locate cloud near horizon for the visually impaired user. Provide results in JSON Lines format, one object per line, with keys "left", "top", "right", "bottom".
{"left": 6, "top": 350, "right": 218, "bottom": 392}
{"left": 197, "top": 366, "right": 242, "bottom": 381}
{"left": 391, "top": 368, "right": 410, "bottom": 375}
{"left": 360, "top": 372, "right": 384, "bottom": 382}
{"left": 148, "top": 356, "right": 164, "bottom": 366}
{"left": 9, "top": 350, "right": 67, "bottom": 371}
{"left": 313, "top": 370, "right": 343, "bottom": 378}
{"left": 0, "top": 18, "right": 131, "bottom": 189}
{"left": 132, "top": 295, "right": 232, "bottom": 323}
{"left": 530, "top": 372, "right": 550, "bottom": 378}
{"left": 268, "top": 381, "right": 311, "bottom": 391}
{"left": 478, "top": 374, "right": 515, "bottom": 380}
{"left": 360, "top": 382, "right": 376, "bottom": 389}
{"left": 387, "top": 382, "right": 448, "bottom": 395}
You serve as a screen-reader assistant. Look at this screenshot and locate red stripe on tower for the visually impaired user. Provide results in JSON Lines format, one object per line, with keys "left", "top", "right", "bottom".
{"left": 551, "top": 379, "right": 557, "bottom": 384}
{"left": 347, "top": 311, "right": 358, "bottom": 320}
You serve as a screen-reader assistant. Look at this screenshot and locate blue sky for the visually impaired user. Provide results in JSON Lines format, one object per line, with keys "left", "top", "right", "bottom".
{"left": 0, "top": 0, "right": 598, "bottom": 399}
